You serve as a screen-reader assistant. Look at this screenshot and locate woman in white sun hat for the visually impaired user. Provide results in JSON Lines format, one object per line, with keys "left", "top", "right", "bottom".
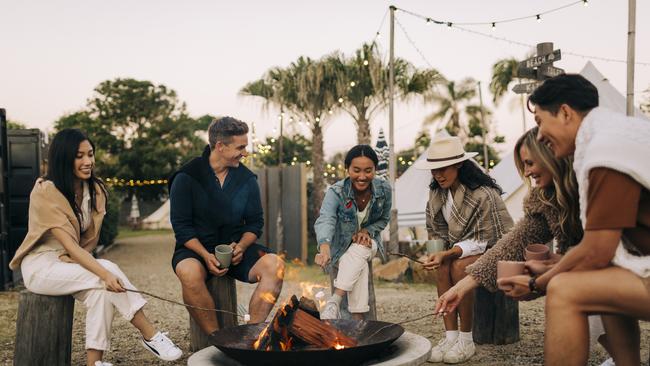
{"left": 417, "top": 135, "right": 513, "bottom": 364}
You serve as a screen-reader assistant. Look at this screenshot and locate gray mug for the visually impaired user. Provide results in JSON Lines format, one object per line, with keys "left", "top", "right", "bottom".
{"left": 425, "top": 239, "right": 445, "bottom": 254}
{"left": 214, "top": 244, "right": 234, "bottom": 269}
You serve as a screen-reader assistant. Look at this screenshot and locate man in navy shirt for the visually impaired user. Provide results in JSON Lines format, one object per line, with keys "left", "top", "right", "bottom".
{"left": 169, "top": 116, "right": 284, "bottom": 334}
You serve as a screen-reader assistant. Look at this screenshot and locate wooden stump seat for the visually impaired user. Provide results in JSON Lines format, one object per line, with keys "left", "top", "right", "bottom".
{"left": 14, "top": 290, "right": 75, "bottom": 366}
{"left": 189, "top": 276, "right": 238, "bottom": 351}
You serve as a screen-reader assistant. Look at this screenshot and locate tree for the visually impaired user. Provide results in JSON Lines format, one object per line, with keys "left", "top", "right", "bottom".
{"left": 241, "top": 56, "right": 339, "bottom": 218}
{"left": 424, "top": 78, "right": 478, "bottom": 138}
{"left": 54, "top": 78, "right": 207, "bottom": 199}
{"left": 490, "top": 57, "right": 528, "bottom": 132}
{"left": 7, "top": 120, "right": 27, "bottom": 129}
{"left": 328, "top": 43, "right": 442, "bottom": 144}
{"left": 253, "top": 133, "right": 312, "bottom": 167}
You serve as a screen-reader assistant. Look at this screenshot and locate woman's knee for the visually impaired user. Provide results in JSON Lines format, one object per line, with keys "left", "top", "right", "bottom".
{"left": 97, "top": 259, "right": 119, "bottom": 272}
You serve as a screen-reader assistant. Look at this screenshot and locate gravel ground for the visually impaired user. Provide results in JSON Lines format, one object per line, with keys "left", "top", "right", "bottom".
{"left": 1, "top": 233, "right": 648, "bottom": 365}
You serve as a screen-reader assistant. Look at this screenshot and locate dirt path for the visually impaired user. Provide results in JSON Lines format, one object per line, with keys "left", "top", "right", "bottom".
{"left": 0, "top": 233, "right": 648, "bottom": 365}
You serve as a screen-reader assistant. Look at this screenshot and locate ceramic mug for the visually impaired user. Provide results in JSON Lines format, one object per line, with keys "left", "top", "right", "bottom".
{"left": 524, "top": 244, "right": 550, "bottom": 261}
{"left": 425, "top": 239, "right": 445, "bottom": 254}
{"left": 497, "top": 260, "right": 526, "bottom": 291}
{"left": 214, "top": 244, "right": 234, "bottom": 269}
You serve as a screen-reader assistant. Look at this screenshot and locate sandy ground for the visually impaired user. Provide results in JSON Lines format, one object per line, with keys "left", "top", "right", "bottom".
{"left": 0, "top": 233, "right": 648, "bottom": 365}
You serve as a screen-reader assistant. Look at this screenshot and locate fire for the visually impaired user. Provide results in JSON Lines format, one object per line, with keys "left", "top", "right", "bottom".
{"left": 259, "top": 292, "right": 277, "bottom": 304}
{"left": 299, "top": 282, "right": 328, "bottom": 310}
{"left": 253, "top": 325, "right": 269, "bottom": 349}
{"left": 333, "top": 343, "right": 346, "bottom": 350}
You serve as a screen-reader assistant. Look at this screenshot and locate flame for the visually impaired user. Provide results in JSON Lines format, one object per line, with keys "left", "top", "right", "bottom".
{"left": 259, "top": 292, "right": 277, "bottom": 304}
{"left": 333, "top": 343, "right": 346, "bottom": 350}
{"left": 298, "top": 281, "right": 328, "bottom": 309}
{"left": 253, "top": 325, "right": 269, "bottom": 349}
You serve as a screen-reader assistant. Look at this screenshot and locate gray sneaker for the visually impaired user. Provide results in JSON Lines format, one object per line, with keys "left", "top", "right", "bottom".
{"left": 320, "top": 300, "right": 341, "bottom": 320}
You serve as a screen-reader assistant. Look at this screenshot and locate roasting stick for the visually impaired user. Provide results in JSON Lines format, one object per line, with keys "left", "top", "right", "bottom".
{"left": 124, "top": 288, "right": 248, "bottom": 320}
{"left": 387, "top": 251, "right": 426, "bottom": 264}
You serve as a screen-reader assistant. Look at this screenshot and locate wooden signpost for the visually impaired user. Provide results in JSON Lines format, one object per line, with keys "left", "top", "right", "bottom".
{"left": 513, "top": 42, "right": 565, "bottom": 94}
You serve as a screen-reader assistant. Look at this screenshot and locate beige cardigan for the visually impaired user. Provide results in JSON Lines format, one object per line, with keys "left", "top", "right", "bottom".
{"left": 9, "top": 178, "right": 106, "bottom": 270}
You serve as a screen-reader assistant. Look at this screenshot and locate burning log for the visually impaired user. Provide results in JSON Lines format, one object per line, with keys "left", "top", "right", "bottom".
{"left": 253, "top": 295, "right": 357, "bottom": 351}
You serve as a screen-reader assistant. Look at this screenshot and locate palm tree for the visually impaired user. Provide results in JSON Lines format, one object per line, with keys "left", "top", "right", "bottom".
{"left": 423, "top": 78, "right": 478, "bottom": 139}
{"left": 489, "top": 58, "right": 527, "bottom": 132}
{"left": 241, "top": 56, "right": 339, "bottom": 219}
{"left": 327, "top": 43, "right": 442, "bottom": 145}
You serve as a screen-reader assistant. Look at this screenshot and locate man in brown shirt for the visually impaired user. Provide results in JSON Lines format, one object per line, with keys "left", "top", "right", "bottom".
{"left": 497, "top": 74, "right": 650, "bottom": 366}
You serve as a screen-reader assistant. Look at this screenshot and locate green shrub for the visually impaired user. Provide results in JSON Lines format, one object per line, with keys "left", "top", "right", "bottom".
{"left": 99, "top": 186, "right": 120, "bottom": 246}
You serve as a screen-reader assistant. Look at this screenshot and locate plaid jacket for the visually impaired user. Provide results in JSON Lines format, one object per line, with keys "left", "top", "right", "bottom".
{"left": 425, "top": 184, "right": 513, "bottom": 250}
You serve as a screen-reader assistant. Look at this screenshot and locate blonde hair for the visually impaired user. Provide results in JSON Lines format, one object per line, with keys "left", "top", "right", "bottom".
{"left": 514, "top": 127, "right": 582, "bottom": 251}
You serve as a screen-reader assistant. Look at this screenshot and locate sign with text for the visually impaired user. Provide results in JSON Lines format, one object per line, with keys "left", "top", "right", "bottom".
{"left": 512, "top": 82, "right": 542, "bottom": 94}
{"left": 518, "top": 49, "right": 561, "bottom": 69}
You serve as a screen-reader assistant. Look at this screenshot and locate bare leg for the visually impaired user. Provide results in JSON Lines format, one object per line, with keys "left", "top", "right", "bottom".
{"left": 130, "top": 309, "right": 156, "bottom": 340}
{"left": 87, "top": 349, "right": 103, "bottom": 366}
{"left": 601, "top": 315, "right": 640, "bottom": 366}
{"left": 436, "top": 258, "right": 457, "bottom": 331}
{"left": 544, "top": 267, "right": 650, "bottom": 366}
{"left": 333, "top": 288, "right": 346, "bottom": 297}
{"left": 175, "top": 258, "right": 218, "bottom": 334}
{"left": 450, "top": 255, "right": 481, "bottom": 332}
{"left": 248, "top": 254, "right": 284, "bottom": 323}
{"left": 351, "top": 313, "right": 365, "bottom": 321}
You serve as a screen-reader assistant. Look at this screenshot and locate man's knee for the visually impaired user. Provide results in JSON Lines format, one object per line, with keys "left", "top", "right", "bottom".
{"left": 546, "top": 272, "right": 576, "bottom": 309}
{"left": 175, "top": 260, "right": 207, "bottom": 290}
{"left": 258, "top": 254, "right": 285, "bottom": 281}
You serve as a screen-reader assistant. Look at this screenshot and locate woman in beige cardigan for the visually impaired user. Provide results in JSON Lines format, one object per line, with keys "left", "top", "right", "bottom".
{"left": 417, "top": 136, "right": 513, "bottom": 364}
{"left": 10, "top": 129, "right": 182, "bottom": 366}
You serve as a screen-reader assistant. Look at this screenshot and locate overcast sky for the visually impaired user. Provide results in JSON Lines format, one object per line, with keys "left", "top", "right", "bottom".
{"left": 1, "top": 0, "right": 648, "bottom": 158}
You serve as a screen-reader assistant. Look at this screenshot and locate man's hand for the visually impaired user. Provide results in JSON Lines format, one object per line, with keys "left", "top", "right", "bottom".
{"left": 231, "top": 242, "right": 244, "bottom": 266}
{"left": 203, "top": 253, "right": 228, "bottom": 277}
{"left": 315, "top": 244, "right": 331, "bottom": 269}
{"left": 423, "top": 252, "right": 446, "bottom": 270}
{"left": 353, "top": 229, "right": 372, "bottom": 247}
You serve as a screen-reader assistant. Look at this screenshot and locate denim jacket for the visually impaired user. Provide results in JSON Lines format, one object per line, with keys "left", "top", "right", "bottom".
{"left": 314, "top": 177, "right": 392, "bottom": 266}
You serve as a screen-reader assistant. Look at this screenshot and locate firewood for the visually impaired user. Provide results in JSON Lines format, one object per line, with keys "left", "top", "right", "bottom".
{"left": 289, "top": 308, "right": 357, "bottom": 349}
{"left": 298, "top": 296, "right": 320, "bottom": 318}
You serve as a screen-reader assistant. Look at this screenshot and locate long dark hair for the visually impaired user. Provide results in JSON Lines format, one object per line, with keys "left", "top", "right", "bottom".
{"left": 429, "top": 160, "right": 504, "bottom": 194}
{"left": 344, "top": 144, "right": 379, "bottom": 169}
{"left": 46, "top": 129, "right": 107, "bottom": 224}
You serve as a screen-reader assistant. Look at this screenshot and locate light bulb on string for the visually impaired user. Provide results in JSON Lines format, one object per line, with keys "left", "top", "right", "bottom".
{"left": 583, "top": 0, "right": 588, "bottom": 6}
{"left": 491, "top": 22, "right": 496, "bottom": 31}
{"left": 426, "top": 18, "right": 432, "bottom": 25}
{"left": 363, "top": 60, "right": 369, "bottom": 66}
{"left": 536, "top": 14, "right": 541, "bottom": 23}
{"left": 447, "top": 22, "right": 452, "bottom": 28}
{"left": 338, "top": 97, "right": 344, "bottom": 103}
{"left": 350, "top": 81, "right": 356, "bottom": 87}
{"left": 375, "top": 32, "right": 381, "bottom": 40}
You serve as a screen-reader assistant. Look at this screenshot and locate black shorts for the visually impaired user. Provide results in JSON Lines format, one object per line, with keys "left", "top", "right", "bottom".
{"left": 171, "top": 243, "right": 273, "bottom": 283}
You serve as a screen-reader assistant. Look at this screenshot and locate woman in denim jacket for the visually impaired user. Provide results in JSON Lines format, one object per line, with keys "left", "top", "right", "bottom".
{"left": 314, "top": 145, "right": 391, "bottom": 321}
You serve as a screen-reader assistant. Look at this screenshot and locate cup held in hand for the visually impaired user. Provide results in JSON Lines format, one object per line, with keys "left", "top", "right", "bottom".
{"left": 497, "top": 260, "right": 526, "bottom": 291}
{"left": 214, "top": 244, "right": 234, "bottom": 269}
{"left": 425, "top": 239, "right": 445, "bottom": 254}
{"left": 524, "top": 244, "right": 550, "bottom": 261}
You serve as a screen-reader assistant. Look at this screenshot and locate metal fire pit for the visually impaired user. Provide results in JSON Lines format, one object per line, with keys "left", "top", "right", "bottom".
{"left": 208, "top": 319, "right": 405, "bottom": 366}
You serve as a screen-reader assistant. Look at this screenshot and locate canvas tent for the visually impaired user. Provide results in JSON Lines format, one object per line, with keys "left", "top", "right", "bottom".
{"left": 141, "top": 199, "right": 172, "bottom": 229}
{"left": 395, "top": 61, "right": 649, "bottom": 232}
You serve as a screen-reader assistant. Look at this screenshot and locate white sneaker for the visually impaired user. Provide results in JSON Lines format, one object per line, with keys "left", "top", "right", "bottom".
{"left": 320, "top": 301, "right": 341, "bottom": 320}
{"left": 94, "top": 362, "right": 113, "bottom": 366}
{"left": 600, "top": 358, "right": 615, "bottom": 366}
{"left": 442, "top": 339, "right": 475, "bottom": 364}
{"left": 429, "top": 337, "right": 457, "bottom": 363}
{"left": 141, "top": 331, "right": 183, "bottom": 361}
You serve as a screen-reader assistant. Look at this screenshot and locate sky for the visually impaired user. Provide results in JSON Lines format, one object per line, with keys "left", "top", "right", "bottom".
{"left": 1, "top": 0, "right": 649, "bottom": 159}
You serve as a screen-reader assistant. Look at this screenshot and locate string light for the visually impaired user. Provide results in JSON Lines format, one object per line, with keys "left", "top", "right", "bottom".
{"left": 583, "top": 0, "right": 588, "bottom": 7}
{"left": 104, "top": 177, "right": 168, "bottom": 187}
{"left": 491, "top": 22, "right": 496, "bottom": 30}
{"left": 363, "top": 60, "right": 369, "bottom": 66}
{"left": 338, "top": 97, "right": 344, "bottom": 103}
{"left": 536, "top": 14, "right": 541, "bottom": 23}
{"left": 350, "top": 81, "right": 356, "bottom": 87}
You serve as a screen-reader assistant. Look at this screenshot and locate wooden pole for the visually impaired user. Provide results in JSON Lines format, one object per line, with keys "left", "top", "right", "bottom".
{"left": 477, "top": 81, "right": 489, "bottom": 170}
{"left": 388, "top": 5, "right": 399, "bottom": 253}
{"left": 626, "top": 0, "right": 636, "bottom": 116}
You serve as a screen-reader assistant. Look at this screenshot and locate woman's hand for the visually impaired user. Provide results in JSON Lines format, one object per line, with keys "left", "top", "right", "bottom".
{"left": 353, "top": 229, "right": 372, "bottom": 247}
{"left": 435, "top": 287, "right": 462, "bottom": 315}
{"left": 102, "top": 272, "right": 126, "bottom": 293}
{"left": 315, "top": 244, "right": 331, "bottom": 268}
{"left": 497, "top": 274, "right": 541, "bottom": 301}
{"left": 423, "top": 252, "right": 446, "bottom": 270}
